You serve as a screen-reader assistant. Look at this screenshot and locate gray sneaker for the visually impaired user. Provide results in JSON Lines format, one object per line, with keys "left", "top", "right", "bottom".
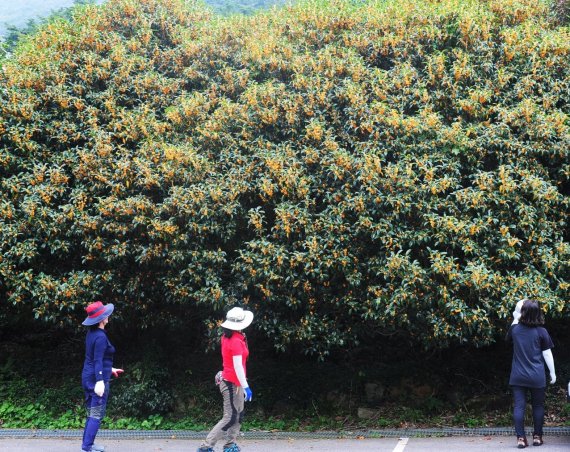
{"left": 92, "top": 445, "right": 105, "bottom": 452}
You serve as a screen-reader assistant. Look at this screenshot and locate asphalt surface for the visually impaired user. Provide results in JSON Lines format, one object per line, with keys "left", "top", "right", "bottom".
{"left": 1, "top": 436, "right": 570, "bottom": 451}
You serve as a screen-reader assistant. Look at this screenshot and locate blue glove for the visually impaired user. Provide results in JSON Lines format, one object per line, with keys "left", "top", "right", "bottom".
{"left": 244, "top": 387, "right": 253, "bottom": 402}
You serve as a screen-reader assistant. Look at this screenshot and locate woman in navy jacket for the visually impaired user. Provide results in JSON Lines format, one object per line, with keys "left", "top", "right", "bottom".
{"left": 81, "top": 301, "right": 123, "bottom": 452}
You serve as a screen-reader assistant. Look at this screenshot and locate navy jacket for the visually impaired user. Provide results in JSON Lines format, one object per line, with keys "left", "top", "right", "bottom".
{"left": 82, "top": 329, "right": 115, "bottom": 384}
{"left": 507, "top": 324, "right": 554, "bottom": 388}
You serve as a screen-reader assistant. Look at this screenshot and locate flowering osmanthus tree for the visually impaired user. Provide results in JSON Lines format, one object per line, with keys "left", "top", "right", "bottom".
{"left": 0, "top": 0, "right": 227, "bottom": 327}
{"left": 0, "top": 0, "right": 568, "bottom": 356}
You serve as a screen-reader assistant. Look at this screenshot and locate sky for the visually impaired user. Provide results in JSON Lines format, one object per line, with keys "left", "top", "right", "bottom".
{"left": 0, "top": 0, "right": 106, "bottom": 37}
{"left": 0, "top": 0, "right": 288, "bottom": 39}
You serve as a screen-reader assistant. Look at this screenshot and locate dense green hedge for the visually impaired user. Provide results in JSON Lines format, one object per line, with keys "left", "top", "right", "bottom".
{"left": 0, "top": 0, "right": 568, "bottom": 357}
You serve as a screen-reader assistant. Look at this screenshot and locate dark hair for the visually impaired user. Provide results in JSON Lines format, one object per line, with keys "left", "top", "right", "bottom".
{"left": 519, "top": 299, "right": 544, "bottom": 326}
{"left": 89, "top": 324, "right": 100, "bottom": 331}
{"left": 222, "top": 327, "right": 234, "bottom": 338}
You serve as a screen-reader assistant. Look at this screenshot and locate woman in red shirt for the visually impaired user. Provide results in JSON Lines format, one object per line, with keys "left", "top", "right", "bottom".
{"left": 197, "top": 307, "right": 254, "bottom": 452}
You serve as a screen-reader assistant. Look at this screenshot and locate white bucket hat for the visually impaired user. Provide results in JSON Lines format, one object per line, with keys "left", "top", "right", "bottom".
{"left": 221, "top": 307, "right": 254, "bottom": 331}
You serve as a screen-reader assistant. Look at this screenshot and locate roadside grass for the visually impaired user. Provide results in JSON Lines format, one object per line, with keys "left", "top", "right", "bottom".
{"left": 1, "top": 328, "right": 568, "bottom": 431}
{"left": 1, "top": 375, "right": 568, "bottom": 430}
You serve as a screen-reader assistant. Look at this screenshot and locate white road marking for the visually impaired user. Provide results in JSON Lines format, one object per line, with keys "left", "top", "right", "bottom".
{"left": 392, "top": 437, "right": 409, "bottom": 452}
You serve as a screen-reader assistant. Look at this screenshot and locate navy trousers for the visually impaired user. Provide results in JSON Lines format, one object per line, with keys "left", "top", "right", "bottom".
{"left": 511, "top": 385, "right": 546, "bottom": 438}
{"left": 81, "top": 381, "right": 109, "bottom": 451}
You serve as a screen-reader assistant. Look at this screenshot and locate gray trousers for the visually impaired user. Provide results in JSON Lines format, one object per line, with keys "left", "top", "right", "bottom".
{"left": 202, "top": 380, "right": 244, "bottom": 448}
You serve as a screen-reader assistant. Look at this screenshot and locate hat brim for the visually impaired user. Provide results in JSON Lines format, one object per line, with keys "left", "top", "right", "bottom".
{"left": 221, "top": 310, "right": 254, "bottom": 331}
{"left": 82, "top": 304, "right": 114, "bottom": 326}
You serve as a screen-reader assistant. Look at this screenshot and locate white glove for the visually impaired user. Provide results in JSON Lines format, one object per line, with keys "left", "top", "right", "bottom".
{"left": 511, "top": 310, "right": 520, "bottom": 325}
{"left": 511, "top": 299, "right": 524, "bottom": 325}
{"left": 94, "top": 380, "right": 105, "bottom": 397}
{"left": 550, "top": 373, "right": 556, "bottom": 384}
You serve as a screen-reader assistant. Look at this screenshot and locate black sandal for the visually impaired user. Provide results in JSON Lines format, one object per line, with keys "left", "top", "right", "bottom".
{"left": 532, "top": 435, "right": 543, "bottom": 446}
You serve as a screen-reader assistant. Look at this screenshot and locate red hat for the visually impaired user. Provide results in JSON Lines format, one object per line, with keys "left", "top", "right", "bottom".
{"left": 82, "top": 301, "right": 114, "bottom": 326}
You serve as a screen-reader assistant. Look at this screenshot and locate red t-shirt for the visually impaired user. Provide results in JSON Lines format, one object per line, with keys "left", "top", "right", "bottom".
{"left": 221, "top": 332, "right": 249, "bottom": 386}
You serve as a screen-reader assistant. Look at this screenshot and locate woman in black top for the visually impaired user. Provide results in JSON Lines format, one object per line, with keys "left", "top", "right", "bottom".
{"left": 507, "top": 299, "right": 556, "bottom": 449}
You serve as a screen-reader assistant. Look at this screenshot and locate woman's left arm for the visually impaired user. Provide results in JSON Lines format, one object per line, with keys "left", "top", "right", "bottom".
{"left": 542, "top": 349, "right": 556, "bottom": 384}
{"left": 232, "top": 355, "right": 253, "bottom": 401}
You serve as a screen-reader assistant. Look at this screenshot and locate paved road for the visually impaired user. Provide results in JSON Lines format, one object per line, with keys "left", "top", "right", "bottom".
{"left": 1, "top": 436, "right": 570, "bottom": 451}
